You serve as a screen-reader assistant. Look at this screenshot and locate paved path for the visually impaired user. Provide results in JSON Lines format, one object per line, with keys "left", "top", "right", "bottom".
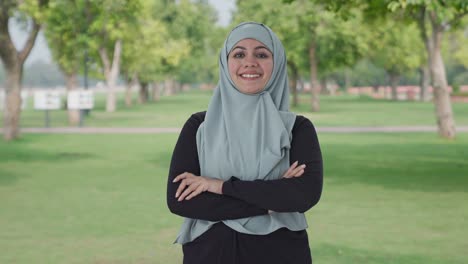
{"left": 5, "top": 126, "right": 468, "bottom": 134}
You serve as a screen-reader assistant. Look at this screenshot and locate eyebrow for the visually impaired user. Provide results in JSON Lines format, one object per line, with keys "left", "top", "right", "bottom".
{"left": 232, "top": 45, "right": 270, "bottom": 51}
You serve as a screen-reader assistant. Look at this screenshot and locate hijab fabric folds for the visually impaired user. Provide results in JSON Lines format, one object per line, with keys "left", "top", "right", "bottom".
{"left": 175, "top": 22, "right": 307, "bottom": 244}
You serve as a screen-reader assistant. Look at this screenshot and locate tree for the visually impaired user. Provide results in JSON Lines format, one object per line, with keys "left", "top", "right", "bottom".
{"left": 233, "top": 0, "right": 305, "bottom": 106}
{"left": 45, "top": 0, "right": 89, "bottom": 125}
{"left": 367, "top": 19, "right": 423, "bottom": 100}
{"left": 120, "top": 0, "right": 189, "bottom": 105}
{"left": 82, "top": 0, "right": 142, "bottom": 112}
{"left": 0, "top": 0, "right": 49, "bottom": 141}
{"left": 161, "top": 0, "right": 221, "bottom": 90}
{"left": 236, "top": 0, "right": 367, "bottom": 111}
{"left": 443, "top": 21, "right": 468, "bottom": 92}
{"left": 402, "top": 1, "right": 466, "bottom": 138}
{"left": 320, "top": 0, "right": 467, "bottom": 138}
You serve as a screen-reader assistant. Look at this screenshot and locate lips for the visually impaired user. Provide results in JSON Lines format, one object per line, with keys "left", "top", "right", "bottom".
{"left": 240, "top": 73, "right": 261, "bottom": 79}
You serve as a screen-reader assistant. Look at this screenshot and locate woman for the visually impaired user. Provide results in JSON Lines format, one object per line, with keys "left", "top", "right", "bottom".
{"left": 167, "top": 22, "right": 323, "bottom": 264}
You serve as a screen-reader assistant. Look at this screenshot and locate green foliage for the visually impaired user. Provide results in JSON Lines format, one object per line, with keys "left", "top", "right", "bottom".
{"left": 233, "top": 0, "right": 308, "bottom": 73}
{"left": 347, "top": 59, "right": 388, "bottom": 87}
{"left": 44, "top": 0, "right": 143, "bottom": 80}
{"left": 314, "top": 8, "right": 369, "bottom": 75}
{"left": 161, "top": 0, "right": 222, "bottom": 84}
{"left": 445, "top": 22, "right": 468, "bottom": 69}
{"left": 120, "top": 0, "right": 190, "bottom": 83}
{"left": 367, "top": 19, "right": 423, "bottom": 75}
{"left": 234, "top": 0, "right": 368, "bottom": 78}
{"left": 17, "top": 0, "right": 50, "bottom": 23}
{"left": 388, "top": 0, "right": 468, "bottom": 22}
{"left": 77, "top": 0, "right": 142, "bottom": 79}
{"left": 44, "top": 0, "right": 88, "bottom": 74}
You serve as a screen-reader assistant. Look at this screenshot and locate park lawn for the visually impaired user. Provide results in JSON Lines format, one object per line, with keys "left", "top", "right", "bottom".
{"left": 1, "top": 133, "right": 467, "bottom": 264}
{"left": 10, "top": 89, "right": 468, "bottom": 128}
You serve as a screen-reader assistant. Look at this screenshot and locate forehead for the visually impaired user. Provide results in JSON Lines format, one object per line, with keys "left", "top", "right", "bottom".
{"left": 230, "top": 38, "right": 271, "bottom": 51}
{"left": 226, "top": 23, "right": 273, "bottom": 51}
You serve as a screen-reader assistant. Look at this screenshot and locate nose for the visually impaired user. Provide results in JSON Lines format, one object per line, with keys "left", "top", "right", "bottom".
{"left": 243, "top": 55, "right": 258, "bottom": 67}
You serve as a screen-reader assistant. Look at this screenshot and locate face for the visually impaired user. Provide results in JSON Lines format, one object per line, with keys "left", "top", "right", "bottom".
{"left": 228, "top": 38, "right": 273, "bottom": 94}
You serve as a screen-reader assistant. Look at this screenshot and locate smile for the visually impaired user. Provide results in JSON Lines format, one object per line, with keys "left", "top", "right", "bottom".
{"left": 240, "top": 74, "right": 261, "bottom": 78}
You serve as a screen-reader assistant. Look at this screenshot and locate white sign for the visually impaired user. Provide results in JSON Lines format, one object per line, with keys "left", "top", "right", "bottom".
{"left": 34, "top": 90, "right": 62, "bottom": 110}
{"left": 68, "top": 90, "right": 94, "bottom": 109}
{"left": 1, "top": 90, "right": 29, "bottom": 110}
{"left": 21, "top": 91, "right": 28, "bottom": 109}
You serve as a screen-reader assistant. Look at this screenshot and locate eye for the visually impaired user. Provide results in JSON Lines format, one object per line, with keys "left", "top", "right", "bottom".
{"left": 232, "top": 52, "right": 244, "bottom": 58}
{"left": 256, "top": 52, "right": 270, "bottom": 59}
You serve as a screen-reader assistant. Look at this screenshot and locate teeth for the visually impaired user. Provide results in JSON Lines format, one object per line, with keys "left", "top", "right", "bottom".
{"left": 241, "top": 74, "right": 260, "bottom": 78}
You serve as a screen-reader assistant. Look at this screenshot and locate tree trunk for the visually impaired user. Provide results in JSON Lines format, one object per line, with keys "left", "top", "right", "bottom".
{"left": 417, "top": 7, "right": 434, "bottom": 102}
{"left": 65, "top": 72, "right": 80, "bottom": 126}
{"left": 152, "top": 81, "right": 160, "bottom": 102}
{"left": 3, "top": 66, "right": 22, "bottom": 140}
{"left": 139, "top": 82, "right": 149, "bottom": 104}
{"left": 125, "top": 85, "right": 133, "bottom": 107}
{"left": 99, "top": 39, "right": 122, "bottom": 113}
{"left": 430, "top": 29, "right": 456, "bottom": 138}
{"left": 288, "top": 61, "right": 299, "bottom": 107}
{"left": 125, "top": 73, "right": 137, "bottom": 107}
{"left": 320, "top": 78, "right": 327, "bottom": 95}
{"left": 418, "top": 8, "right": 456, "bottom": 138}
{"left": 309, "top": 40, "right": 320, "bottom": 112}
{"left": 164, "top": 78, "right": 174, "bottom": 96}
{"left": 175, "top": 81, "right": 181, "bottom": 93}
{"left": 344, "top": 68, "right": 351, "bottom": 92}
{"left": 428, "top": 14, "right": 456, "bottom": 139}
{"left": 389, "top": 72, "right": 400, "bottom": 101}
{"left": 0, "top": 13, "right": 41, "bottom": 140}
{"left": 419, "top": 64, "right": 430, "bottom": 101}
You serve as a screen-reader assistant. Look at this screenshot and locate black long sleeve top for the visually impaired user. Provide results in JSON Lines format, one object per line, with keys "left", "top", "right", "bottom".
{"left": 167, "top": 111, "right": 323, "bottom": 222}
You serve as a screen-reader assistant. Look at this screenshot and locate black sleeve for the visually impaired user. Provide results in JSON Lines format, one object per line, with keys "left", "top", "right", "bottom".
{"left": 166, "top": 112, "right": 268, "bottom": 221}
{"left": 222, "top": 116, "right": 323, "bottom": 213}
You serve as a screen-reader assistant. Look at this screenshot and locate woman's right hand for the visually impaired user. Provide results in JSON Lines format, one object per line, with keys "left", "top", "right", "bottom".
{"left": 282, "top": 161, "right": 306, "bottom": 179}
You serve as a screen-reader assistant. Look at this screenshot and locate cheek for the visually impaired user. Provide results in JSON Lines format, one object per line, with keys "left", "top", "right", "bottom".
{"left": 264, "top": 61, "right": 274, "bottom": 80}
{"left": 228, "top": 61, "right": 237, "bottom": 79}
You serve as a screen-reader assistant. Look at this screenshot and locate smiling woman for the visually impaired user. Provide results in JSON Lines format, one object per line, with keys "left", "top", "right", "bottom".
{"left": 228, "top": 38, "right": 273, "bottom": 94}
{"left": 167, "top": 22, "right": 323, "bottom": 264}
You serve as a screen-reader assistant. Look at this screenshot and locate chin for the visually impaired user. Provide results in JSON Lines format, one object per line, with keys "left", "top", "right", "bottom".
{"left": 239, "top": 86, "right": 263, "bottom": 94}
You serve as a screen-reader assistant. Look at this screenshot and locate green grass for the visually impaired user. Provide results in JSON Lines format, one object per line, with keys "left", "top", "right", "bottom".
{"left": 298, "top": 95, "right": 468, "bottom": 127}
{"left": 1, "top": 133, "right": 468, "bottom": 263}
{"left": 7, "top": 90, "right": 468, "bottom": 128}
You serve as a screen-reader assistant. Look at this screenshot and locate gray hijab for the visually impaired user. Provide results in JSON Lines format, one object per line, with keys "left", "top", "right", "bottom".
{"left": 175, "top": 22, "right": 307, "bottom": 244}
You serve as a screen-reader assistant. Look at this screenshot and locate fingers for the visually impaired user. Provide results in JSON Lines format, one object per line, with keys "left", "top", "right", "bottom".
{"left": 283, "top": 161, "right": 306, "bottom": 178}
{"left": 174, "top": 172, "right": 190, "bottom": 199}
{"left": 282, "top": 161, "right": 298, "bottom": 178}
{"left": 185, "top": 185, "right": 206, "bottom": 200}
{"left": 290, "top": 164, "right": 306, "bottom": 177}
{"left": 178, "top": 181, "right": 200, "bottom": 201}
{"left": 173, "top": 173, "right": 208, "bottom": 201}
{"left": 173, "top": 172, "right": 188, "bottom": 183}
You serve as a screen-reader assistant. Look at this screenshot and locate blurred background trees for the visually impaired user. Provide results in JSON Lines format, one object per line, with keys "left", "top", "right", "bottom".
{"left": 0, "top": 0, "right": 49, "bottom": 140}
{"left": 1, "top": 0, "right": 467, "bottom": 140}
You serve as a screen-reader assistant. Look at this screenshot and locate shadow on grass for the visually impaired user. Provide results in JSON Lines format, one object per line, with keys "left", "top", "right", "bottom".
{"left": 0, "top": 137, "right": 96, "bottom": 164}
{"left": 323, "top": 141, "right": 468, "bottom": 193}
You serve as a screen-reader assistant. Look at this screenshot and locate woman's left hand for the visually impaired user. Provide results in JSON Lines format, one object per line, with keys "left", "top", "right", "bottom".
{"left": 173, "top": 172, "right": 224, "bottom": 201}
